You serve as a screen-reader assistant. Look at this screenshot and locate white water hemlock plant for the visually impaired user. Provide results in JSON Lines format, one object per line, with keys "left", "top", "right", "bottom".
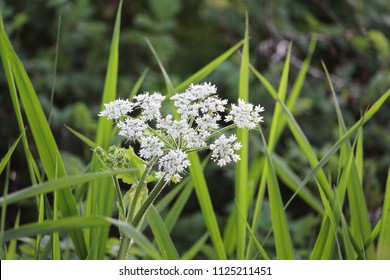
{"left": 95, "top": 82, "right": 265, "bottom": 259}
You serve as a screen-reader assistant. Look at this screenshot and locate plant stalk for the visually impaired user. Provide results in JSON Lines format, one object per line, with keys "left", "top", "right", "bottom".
{"left": 116, "top": 176, "right": 169, "bottom": 260}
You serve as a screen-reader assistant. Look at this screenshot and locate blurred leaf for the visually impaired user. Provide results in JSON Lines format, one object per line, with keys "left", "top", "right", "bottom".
{"left": 148, "top": 0, "right": 181, "bottom": 21}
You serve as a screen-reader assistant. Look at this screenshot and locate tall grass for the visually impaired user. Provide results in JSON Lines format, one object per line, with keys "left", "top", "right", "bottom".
{"left": 1, "top": 3, "right": 389, "bottom": 260}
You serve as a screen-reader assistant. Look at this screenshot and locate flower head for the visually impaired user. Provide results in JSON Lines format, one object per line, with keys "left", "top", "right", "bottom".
{"left": 139, "top": 136, "right": 164, "bottom": 160}
{"left": 156, "top": 149, "right": 191, "bottom": 182}
{"left": 117, "top": 118, "right": 148, "bottom": 141}
{"left": 97, "top": 82, "right": 265, "bottom": 184}
{"left": 98, "top": 99, "right": 135, "bottom": 120}
{"left": 134, "top": 92, "right": 165, "bottom": 121}
{"left": 225, "top": 99, "right": 265, "bottom": 129}
{"left": 171, "top": 82, "right": 224, "bottom": 120}
{"left": 210, "top": 134, "right": 242, "bottom": 167}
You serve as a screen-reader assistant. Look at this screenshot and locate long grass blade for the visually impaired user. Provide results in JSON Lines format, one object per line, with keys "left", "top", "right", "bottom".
{"left": 0, "top": 21, "right": 37, "bottom": 185}
{"left": 188, "top": 153, "right": 227, "bottom": 259}
{"left": 377, "top": 168, "right": 390, "bottom": 259}
{"left": 146, "top": 38, "right": 174, "bottom": 96}
{"left": 235, "top": 13, "right": 250, "bottom": 260}
{"left": 0, "top": 20, "right": 87, "bottom": 259}
{"left": 0, "top": 134, "right": 22, "bottom": 175}
{"left": 146, "top": 206, "right": 179, "bottom": 260}
{"left": 274, "top": 36, "right": 317, "bottom": 143}
{"left": 5, "top": 212, "right": 20, "bottom": 260}
{"left": 182, "top": 233, "right": 209, "bottom": 260}
{"left": 324, "top": 63, "right": 374, "bottom": 258}
{"left": 272, "top": 154, "right": 323, "bottom": 213}
{"left": 85, "top": 0, "right": 123, "bottom": 259}
{"left": 0, "top": 169, "right": 134, "bottom": 207}
{"left": 174, "top": 40, "right": 244, "bottom": 92}
{"left": 2, "top": 216, "right": 161, "bottom": 260}
{"left": 259, "top": 128, "right": 294, "bottom": 259}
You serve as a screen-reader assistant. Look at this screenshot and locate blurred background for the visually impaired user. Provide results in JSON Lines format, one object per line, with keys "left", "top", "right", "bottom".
{"left": 1, "top": 0, "right": 389, "bottom": 257}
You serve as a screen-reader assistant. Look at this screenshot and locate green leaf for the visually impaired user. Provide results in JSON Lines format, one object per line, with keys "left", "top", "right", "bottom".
{"left": 85, "top": 0, "right": 123, "bottom": 259}
{"left": 0, "top": 134, "right": 22, "bottom": 175}
{"left": 182, "top": 232, "right": 209, "bottom": 260}
{"left": 121, "top": 185, "right": 148, "bottom": 228}
{"left": 0, "top": 21, "right": 87, "bottom": 259}
{"left": 377, "top": 168, "right": 390, "bottom": 259}
{"left": 0, "top": 169, "right": 134, "bottom": 207}
{"left": 235, "top": 13, "right": 250, "bottom": 260}
{"left": 174, "top": 40, "right": 244, "bottom": 93}
{"left": 2, "top": 216, "right": 161, "bottom": 260}
{"left": 188, "top": 153, "right": 227, "bottom": 260}
{"left": 117, "top": 147, "right": 155, "bottom": 184}
{"left": 146, "top": 206, "right": 179, "bottom": 260}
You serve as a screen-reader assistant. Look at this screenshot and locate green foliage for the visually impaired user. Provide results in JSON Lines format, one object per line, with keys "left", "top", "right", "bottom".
{"left": 1, "top": 0, "right": 389, "bottom": 260}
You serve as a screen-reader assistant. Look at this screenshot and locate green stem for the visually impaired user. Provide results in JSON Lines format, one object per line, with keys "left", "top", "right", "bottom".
{"left": 206, "top": 124, "right": 236, "bottom": 140}
{"left": 113, "top": 176, "right": 125, "bottom": 218}
{"left": 127, "top": 161, "right": 155, "bottom": 222}
{"left": 132, "top": 177, "right": 169, "bottom": 227}
{"left": 116, "top": 172, "right": 168, "bottom": 260}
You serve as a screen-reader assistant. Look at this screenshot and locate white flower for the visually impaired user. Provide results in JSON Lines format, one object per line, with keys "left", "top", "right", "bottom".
{"left": 156, "top": 149, "right": 191, "bottom": 182}
{"left": 225, "top": 99, "right": 265, "bottom": 129}
{"left": 157, "top": 115, "right": 206, "bottom": 149}
{"left": 134, "top": 92, "right": 165, "bottom": 121}
{"left": 195, "top": 113, "right": 221, "bottom": 138}
{"left": 156, "top": 115, "right": 188, "bottom": 140}
{"left": 98, "top": 99, "right": 135, "bottom": 120}
{"left": 139, "top": 136, "right": 164, "bottom": 160}
{"left": 117, "top": 118, "right": 148, "bottom": 141}
{"left": 198, "top": 96, "right": 227, "bottom": 114}
{"left": 171, "top": 82, "right": 219, "bottom": 120}
{"left": 182, "top": 128, "right": 207, "bottom": 149}
{"left": 171, "top": 93, "right": 198, "bottom": 120}
{"left": 210, "top": 134, "right": 242, "bottom": 167}
{"left": 185, "top": 82, "right": 217, "bottom": 99}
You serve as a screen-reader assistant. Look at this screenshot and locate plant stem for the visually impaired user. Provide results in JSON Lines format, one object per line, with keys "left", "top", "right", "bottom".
{"left": 116, "top": 176, "right": 168, "bottom": 260}
{"left": 132, "top": 178, "right": 168, "bottom": 227}
{"left": 206, "top": 124, "right": 236, "bottom": 140}
{"left": 112, "top": 176, "right": 125, "bottom": 218}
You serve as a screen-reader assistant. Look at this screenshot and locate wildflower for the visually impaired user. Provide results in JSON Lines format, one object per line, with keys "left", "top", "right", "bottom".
{"left": 139, "top": 136, "right": 164, "bottom": 160}
{"left": 210, "top": 134, "right": 242, "bottom": 167}
{"left": 171, "top": 82, "right": 222, "bottom": 120}
{"left": 97, "top": 82, "right": 265, "bottom": 184}
{"left": 98, "top": 99, "right": 135, "bottom": 120}
{"left": 134, "top": 92, "right": 165, "bottom": 121}
{"left": 117, "top": 118, "right": 148, "bottom": 141}
{"left": 156, "top": 115, "right": 188, "bottom": 140}
{"left": 186, "top": 82, "right": 217, "bottom": 99}
{"left": 225, "top": 98, "right": 265, "bottom": 129}
{"left": 156, "top": 149, "right": 191, "bottom": 182}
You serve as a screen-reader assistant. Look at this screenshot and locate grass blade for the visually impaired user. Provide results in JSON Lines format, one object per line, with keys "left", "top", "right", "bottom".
{"left": 146, "top": 38, "right": 174, "bottom": 96}
{"left": 324, "top": 63, "right": 374, "bottom": 258}
{"left": 272, "top": 154, "right": 323, "bottom": 214}
{"left": 235, "top": 13, "right": 250, "bottom": 260}
{"left": 0, "top": 169, "right": 134, "bottom": 207}
{"left": 259, "top": 128, "right": 294, "bottom": 259}
{"left": 377, "top": 168, "right": 390, "bottom": 259}
{"left": 2, "top": 216, "right": 161, "bottom": 260}
{"left": 85, "top": 0, "right": 123, "bottom": 259}
{"left": 174, "top": 40, "right": 244, "bottom": 92}
{"left": 0, "top": 20, "right": 87, "bottom": 259}
{"left": 251, "top": 64, "right": 333, "bottom": 200}
{"left": 188, "top": 153, "right": 227, "bottom": 259}
{"left": 0, "top": 134, "right": 22, "bottom": 175}
{"left": 146, "top": 206, "right": 179, "bottom": 260}
{"left": 182, "top": 233, "right": 209, "bottom": 260}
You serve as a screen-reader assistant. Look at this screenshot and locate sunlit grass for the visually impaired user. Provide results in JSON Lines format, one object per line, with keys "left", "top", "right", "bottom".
{"left": 1, "top": 2, "right": 389, "bottom": 260}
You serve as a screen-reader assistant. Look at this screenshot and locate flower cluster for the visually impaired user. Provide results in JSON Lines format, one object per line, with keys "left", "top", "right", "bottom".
{"left": 98, "top": 83, "right": 264, "bottom": 183}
